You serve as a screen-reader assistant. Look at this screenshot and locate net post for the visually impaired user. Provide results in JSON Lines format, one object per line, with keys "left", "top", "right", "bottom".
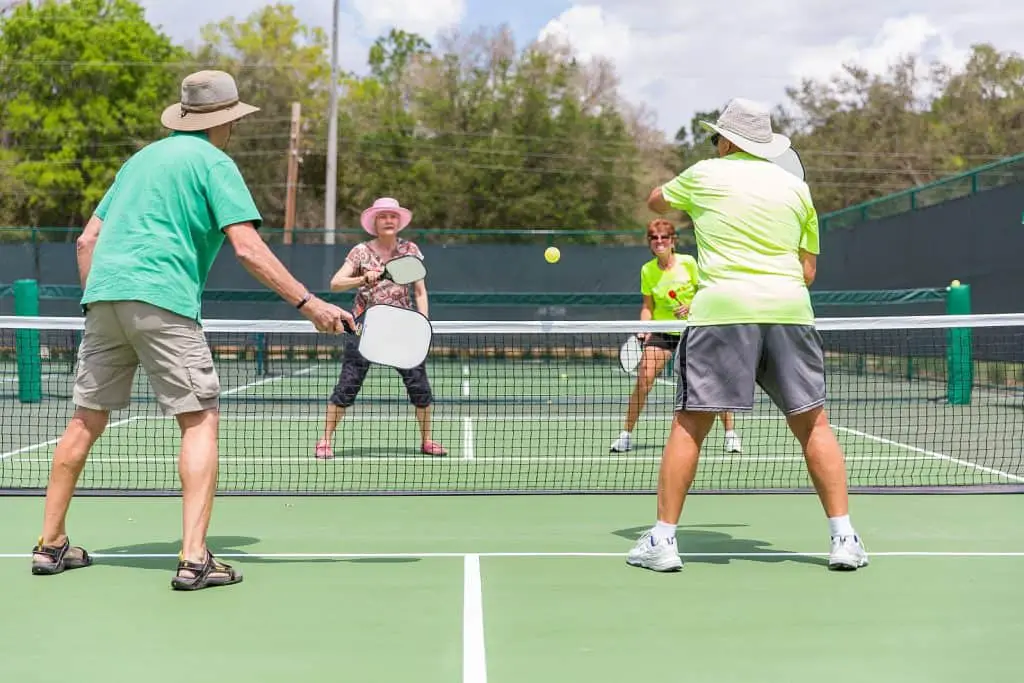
{"left": 946, "top": 280, "right": 972, "bottom": 405}
{"left": 14, "top": 279, "right": 42, "bottom": 403}
{"left": 255, "top": 332, "right": 267, "bottom": 376}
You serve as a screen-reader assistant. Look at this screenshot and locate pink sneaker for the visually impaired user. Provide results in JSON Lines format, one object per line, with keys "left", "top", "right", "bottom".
{"left": 315, "top": 440, "right": 334, "bottom": 460}
{"left": 421, "top": 440, "right": 448, "bottom": 456}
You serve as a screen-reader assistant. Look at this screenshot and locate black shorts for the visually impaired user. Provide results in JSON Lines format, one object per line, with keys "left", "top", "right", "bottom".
{"left": 646, "top": 332, "right": 681, "bottom": 352}
{"left": 329, "top": 337, "right": 434, "bottom": 409}
{"left": 674, "top": 324, "right": 826, "bottom": 415}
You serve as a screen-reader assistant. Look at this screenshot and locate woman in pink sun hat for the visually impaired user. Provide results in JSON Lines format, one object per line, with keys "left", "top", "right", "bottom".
{"left": 315, "top": 197, "right": 448, "bottom": 458}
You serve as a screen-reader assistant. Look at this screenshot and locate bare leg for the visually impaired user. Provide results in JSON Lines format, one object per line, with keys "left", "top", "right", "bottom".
{"left": 656, "top": 411, "right": 717, "bottom": 524}
{"left": 786, "top": 407, "right": 849, "bottom": 517}
{"left": 321, "top": 404, "right": 345, "bottom": 442}
{"left": 36, "top": 408, "right": 109, "bottom": 550}
{"left": 623, "top": 347, "right": 671, "bottom": 432}
{"left": 720, "top": 412, "right": 735, "bottom": 432}
{"left": 176, "top": 408, "right": 220, "bottom": 564}
{"left": 416, "top": 406, "right": 431, "bottom": 443}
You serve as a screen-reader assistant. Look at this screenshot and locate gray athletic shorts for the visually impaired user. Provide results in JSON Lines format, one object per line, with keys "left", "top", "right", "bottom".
{"left": 674, "top": 324, "right": 826, "bottom": 415}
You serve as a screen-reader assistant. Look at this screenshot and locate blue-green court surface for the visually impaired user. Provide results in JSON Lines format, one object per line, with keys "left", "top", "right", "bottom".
{"left": 1, "top": 493, "right": 1022, "bottom": 683}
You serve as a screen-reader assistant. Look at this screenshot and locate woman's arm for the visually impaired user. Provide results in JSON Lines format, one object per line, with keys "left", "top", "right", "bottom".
{"left": 638, "top": 295, "right": 655, "bottom": 341}
{"left": 330, "top": 260, "right": 366, "bottom": 292}
{"left": 413, "top": 280, "right": 429, "bottom": 317}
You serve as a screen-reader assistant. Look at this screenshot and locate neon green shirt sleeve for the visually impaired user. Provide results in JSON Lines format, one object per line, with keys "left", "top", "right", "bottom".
{"left": 798, "top": 189, "right": 820, "bottom": 255}
{"left": 660, "top": 164, "right": 700, "bottom": 213}
{"left": 640, "top": 265, "right": 654, "bottom": 296}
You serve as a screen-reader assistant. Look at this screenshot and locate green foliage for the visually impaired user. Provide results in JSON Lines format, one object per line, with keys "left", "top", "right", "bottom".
{"left": 0, "top": 0, "right": 186, "bottom": 236}
{"left": 0, "top": 2, "right": 1021, "bottom": 242}
{"left": 330, "top": 27, "right": 644, "bottom": 238}
{"left": 193, "top": 3, "right": 333, "bottom": 228}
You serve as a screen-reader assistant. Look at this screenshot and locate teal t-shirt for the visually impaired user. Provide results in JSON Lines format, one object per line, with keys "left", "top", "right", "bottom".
{"left": 660, "top": 151, "right": 819, "bottom": 326}
{"left": 639, "top": 254, "right": 699, "bottom": 323}
{"left": 83, "top": 132, "right": 262, "bottom": 322}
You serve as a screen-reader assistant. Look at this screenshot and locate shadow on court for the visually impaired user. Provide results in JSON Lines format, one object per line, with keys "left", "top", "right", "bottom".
{"left": 92, "top": 535, "right": 421, "bottom": 570}
{"left": 612, "top": 524, "right": 827, "bottom": 567}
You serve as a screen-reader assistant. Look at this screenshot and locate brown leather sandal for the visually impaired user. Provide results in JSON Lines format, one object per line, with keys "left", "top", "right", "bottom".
{"left": 31, "top": 537, "right": 93, "bottom": 575}
{"left": 171, "top": 550, "right": 243, "bottom": 591}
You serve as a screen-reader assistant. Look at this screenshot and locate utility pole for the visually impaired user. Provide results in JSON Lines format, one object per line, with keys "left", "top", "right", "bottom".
{"left": 324, "top": 0, "right": 340, "bottom": 245}
{"left": 284, "top": 102, "right": 302, "bottom": 244}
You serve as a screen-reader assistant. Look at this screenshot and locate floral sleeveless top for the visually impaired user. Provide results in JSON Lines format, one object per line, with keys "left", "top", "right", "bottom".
{"left": 345, "top": 239, "right": 424, "bottom": 317}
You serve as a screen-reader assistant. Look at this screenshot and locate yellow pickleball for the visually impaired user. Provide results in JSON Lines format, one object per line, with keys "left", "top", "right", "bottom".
{"left": 950, "top": 279, "right": 961, "bottom": 287}
{"left": 544, "top": 246, "right": 561, "bottom": 264}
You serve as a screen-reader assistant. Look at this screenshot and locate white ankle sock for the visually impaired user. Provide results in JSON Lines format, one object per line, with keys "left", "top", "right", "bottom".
{"left": 725, "top": 430, "right": 738, "bottom": 438}
{"left": 828, "top": 515, "right": 856, "bottom": 537}
{"left": 652, "top": 521, "right": 677, "bottom": 542}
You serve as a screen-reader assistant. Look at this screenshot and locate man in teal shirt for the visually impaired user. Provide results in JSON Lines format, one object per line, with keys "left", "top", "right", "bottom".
{"left": 30, "top": 70, "right": 353, "bottom": 591}
{"left": 626, "top": 98, "right": 868, "bottom": 573}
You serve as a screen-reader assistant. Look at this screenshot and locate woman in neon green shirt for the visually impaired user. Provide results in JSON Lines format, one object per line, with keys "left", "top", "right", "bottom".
{"left": 610, "top": 219, "right": 742, "bottom": 453}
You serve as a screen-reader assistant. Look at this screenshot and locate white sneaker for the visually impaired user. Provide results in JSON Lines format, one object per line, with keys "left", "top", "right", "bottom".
{"left": 626, "top": 531, "right": 683, "bottom": 572}
{"left": 610, "top": 431, "right": 632, "bottom": 453}
{"left": 725, "top": 433, "right": 742, "bottom": 453}
{"left": 828, "top": 535, "right": 869, "bottom": 570}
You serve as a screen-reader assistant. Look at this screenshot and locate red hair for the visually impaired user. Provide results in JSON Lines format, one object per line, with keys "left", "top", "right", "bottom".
{"left": 646, "top": 219, "right": 675, "bottom": 255}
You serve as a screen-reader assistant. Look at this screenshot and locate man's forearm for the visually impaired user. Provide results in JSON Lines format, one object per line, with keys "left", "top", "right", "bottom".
{"left": 77, "top": 246, "right": 94, "bottom": 289}
{"left": 237, "top": 241, "right": 310, "bottom": 306}
{"left": 76, "top": 216, "right": 103, "bottom": 289}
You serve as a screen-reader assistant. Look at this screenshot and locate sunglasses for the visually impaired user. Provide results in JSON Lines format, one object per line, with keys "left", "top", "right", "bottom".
{"left": 648, "top": 234, "right": 673, "bottom": 242}
{"left": 710, "top": 133, "right": 721, "bottom": 146}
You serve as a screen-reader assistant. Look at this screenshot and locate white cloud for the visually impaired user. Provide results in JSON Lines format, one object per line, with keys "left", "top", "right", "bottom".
{"left": 536, "top": 1, "right": 1024, "bottom": 138}
{"left": 539, "top": 6, "right": 632, "bottom": 65}
{"left": 790, "top": 15, "right": 970, "bottom": 84}
{"left": 352, "top": 0, "right": 466, "bottom": 39}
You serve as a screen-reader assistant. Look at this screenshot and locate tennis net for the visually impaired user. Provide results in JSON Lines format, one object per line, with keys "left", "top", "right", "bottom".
{"left": 1, "top": 314, "right": 1023, "bottom": 495}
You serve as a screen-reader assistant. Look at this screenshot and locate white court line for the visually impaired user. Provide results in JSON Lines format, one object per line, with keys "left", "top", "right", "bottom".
{"left": 462, "top": 365, "right": 475, "bottom": 460}
{"left": 14, "top": 454, "right": 944, "bottom": 464}
{"left": 222, "top": 365, "right": 315, "bottom": 396}
{"left": 0, "top": 365, "right": 317, "bottom": 462}
{"left": 463, "top": 554, "right": 487, "bottom": 683}
{"left": 462, "top": 418, "right": 475, "bottom": 461}
{"left": 0, "top": 415, "right": 144, "bottom": 461}
{"left": 0, "top": 551, "right": 1021, "bottom": 560}
{"left": 834, "top": 425, "right": 1024, "bottom": 483}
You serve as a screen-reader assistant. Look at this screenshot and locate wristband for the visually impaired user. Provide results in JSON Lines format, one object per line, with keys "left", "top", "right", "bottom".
{"left": 296, "top": 293, "right": 313, "bottom": 309}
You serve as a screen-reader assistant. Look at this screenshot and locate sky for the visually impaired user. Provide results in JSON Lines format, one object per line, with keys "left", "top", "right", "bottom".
{"left": 138, "top": 0, "right": 1024, "bottom": 139}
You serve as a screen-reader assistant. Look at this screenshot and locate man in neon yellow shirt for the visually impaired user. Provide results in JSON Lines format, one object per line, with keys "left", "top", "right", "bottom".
{"left": 610, "top": 218, "right": 741, "bottom": 454}
{"left": 626, "top": 98, "right": 868, "bottom": 573}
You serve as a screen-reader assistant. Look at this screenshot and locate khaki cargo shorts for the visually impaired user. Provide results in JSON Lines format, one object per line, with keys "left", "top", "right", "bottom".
{"left": 73, "top": 301, "right": 220, "bottom": 416}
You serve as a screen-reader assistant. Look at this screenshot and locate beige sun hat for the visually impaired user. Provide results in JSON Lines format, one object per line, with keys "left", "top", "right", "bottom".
{"left": 699, "top": 97, "right": 791, "bottom": 159}
{"left": 160, "top": 70, "right": 260, "bottom": 132}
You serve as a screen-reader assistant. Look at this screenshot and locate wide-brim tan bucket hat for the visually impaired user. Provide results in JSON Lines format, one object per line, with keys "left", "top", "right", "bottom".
{"left": 699, "top": 97, "right": 791, "bottom": 159}
{"left": 160, "top": 70, "right": 260, "bottom": 132}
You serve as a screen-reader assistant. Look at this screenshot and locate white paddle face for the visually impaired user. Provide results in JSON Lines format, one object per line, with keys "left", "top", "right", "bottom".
{"left": 772, "top": 147, "right": 805, "bottom": 181}
{"left": 384, "top": 255, "right": 427, "bottom": 285}
{"left": 357, "top": 305, "right": 432, "bottom": 369}
{"left": 618, "top": 336, "right": 643, "bottom": 374}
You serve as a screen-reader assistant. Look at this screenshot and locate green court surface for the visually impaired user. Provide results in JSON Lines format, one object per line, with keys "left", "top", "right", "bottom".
{"left": 1, "top": 494, "right": 1023, "bottom": 683}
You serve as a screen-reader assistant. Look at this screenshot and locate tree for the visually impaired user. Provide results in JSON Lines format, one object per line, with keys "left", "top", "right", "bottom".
{"left": 331, "top": 25, "right": 647, "bottom": 239}
{"left": 0, "top": 0, "right": 187, "bottom": 237}
{"left": 930, "top": 44, "right": 1024, "bottom": 166}
{"left": 193, "top": 3, "right": 333, "bottom": 236}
